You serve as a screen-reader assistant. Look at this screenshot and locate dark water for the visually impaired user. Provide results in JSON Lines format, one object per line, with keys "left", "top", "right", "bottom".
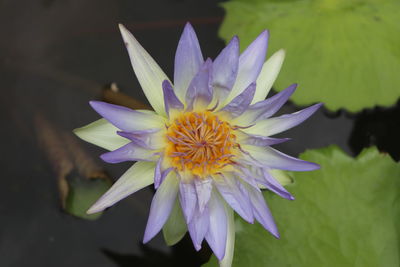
{"left": 0, "top": 0, "right": 398, "bottom": 266}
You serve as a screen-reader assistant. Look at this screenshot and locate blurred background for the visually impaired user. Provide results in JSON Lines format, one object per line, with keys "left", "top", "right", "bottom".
{"left": 0, "top": 0, "right": 398, "bottom": 266}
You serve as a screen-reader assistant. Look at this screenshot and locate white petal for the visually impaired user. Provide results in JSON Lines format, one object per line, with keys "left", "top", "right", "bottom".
{"left": 224, "top": 31, "right": 269, "bottom": 105}
{"left": 87, "top": 161, "right": 155, "bottom": 214}
{"left": 179, "top": 181, "right": 198, "bottom": 224}
{"left": 74, "top": 119, "right": 129, "bottom": 151}
{"left": 205, "top": 190, "right": 228, "bottom": 260}
{"left": 119, "top": 24, "right": 170, "bottom": 116}
{"left": 194, "top": 178, "right": 213, "bottom": 213}
{"left": 252, "top": 49, "right": 285, "bottom": 104}
{"left": 219, "top": 206, "right": 235, "bottom": 267}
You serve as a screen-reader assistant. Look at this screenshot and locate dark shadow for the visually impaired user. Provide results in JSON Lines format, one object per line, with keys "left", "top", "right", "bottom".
{"left": 102, "top": 234, "right": 211, "bottom": 267}
{"left": 349, "top": 100, "right": 400, "bottom": 161}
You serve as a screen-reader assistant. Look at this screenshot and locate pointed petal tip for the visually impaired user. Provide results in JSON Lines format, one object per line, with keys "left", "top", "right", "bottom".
{"left": 118, "top": 23, "right": 125, "bottom": 30}
{"left": 142, "top": 234, "right": 151, "bottom": 244}
{"left": 194, "top": 243, "right": 202, "bottom": 251}
{"left": 162, "top": 79, "right": 171, "bottom": 88}
{"left": 86, "top": 204, "right": 103, "bottom": 215}
{"left": 88, "top": 100, "right": 99, "bottom": 107}
{"left": 272, "top": 231, "right": 280, "bottom": 239}
{"left": 100, "top": 152, "right": 116, "bottom": 163}
{"left": 72, "top": 127, "right": 81, "bottom": 136}
{"left": 260, "top": 29, "right": 269, "bottom": 38}
{"left": 88, "top": 100, "right": 107, "bottom": 112}
{"left": 215, "top": 248, "right": 227, "bottom": 261}
{"left": 310, "top": 162, "right": 321, "bottom": 170}
{"left": 118, "top": 23, "right": 130, "bottom": 38}
{"left": 288, "top": 83, "right": 298, "bottom": 91}
{"left": 183, "top": 21, "right": 195, "bottom": 33}
{"left": 229, "top": 35, "right": 239, "bottom": 45}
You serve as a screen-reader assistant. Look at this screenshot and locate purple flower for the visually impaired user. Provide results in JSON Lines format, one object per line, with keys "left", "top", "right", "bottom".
{"left": 74, "top": 23, "right": 321, "bottom": 266}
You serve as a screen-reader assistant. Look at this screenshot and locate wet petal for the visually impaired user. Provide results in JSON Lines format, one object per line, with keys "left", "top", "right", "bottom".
{"left": 87, "top": 161, "right": 155, "bottom": 214}
{"left": 119, "top": 24, "right": 170, "bottom": 116}
{"left": 74, "top": 119, "right": 129, "bottom": 151}
{"left": 89, "top": 101, "right": 165, "bottom": 132}
{"left": 244, "top": 103, "right": 323, "bottom": 136}
{"left": 143, "top": 172, "right": 179, "bottom": 243}
{"left": 252, "top": 49, "right": 286, "bottom": 104}
{"left": 174, "top": 23, "right": 204, "bottom": 101}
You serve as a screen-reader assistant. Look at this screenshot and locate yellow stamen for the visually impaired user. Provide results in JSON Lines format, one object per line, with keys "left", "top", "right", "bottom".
{"left": 166, "top": 111, "right": 237, "bottom": 176}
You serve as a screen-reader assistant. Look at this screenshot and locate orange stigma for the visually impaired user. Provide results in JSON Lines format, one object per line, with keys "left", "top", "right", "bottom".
{"left": 166, "top": 111, "right": 237, "bottom": 176}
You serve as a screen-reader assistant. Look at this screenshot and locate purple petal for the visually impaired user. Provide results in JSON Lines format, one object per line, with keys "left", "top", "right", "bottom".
{"left": 244, "top": 84, "right": 297, "bottom": 122}
{"left": 194, "top": 178, "right": 213, "bottom": 213}
{"left": 212, "top": 36, "right": 239, "bottom": 102}
{"left": 179, "top": 181, "right": 198, "bottom": 224}
{"left": 89, "top": 101, "right": 163, "bottom": 132}
{"left": 188, "top": 206, "right": 210, "bottom": 250}
{"left": 162, "top": 80, "right": 184, "bottom": 116}
{"left": 117, "top": 129, "right": 164, "bottom": 150}
{"left": 154, "top": 156, "right": 173, "bottom": 189}
{"left": 233, "top": 168, "right": 261, "bottom": 192}
{"left": 143, "top": 173, "right": 179, "bottom": 243}
{"left": 246, "top": 103, "right": 323, "bottom": 136}
{"left": 261, "top": 169, "right": 294, "bottom": 200}
{"left": 246, "top": 184, "right": 279, "bottom": 238}
{"left": 237, "top": 131, "right": 290, "bottom": 146}
{"left": 220, "top": 82, "right": 256, "bottom": 117}
{"left": 228, "top": 30, "right": 269, "bottom": 101}
{"left": 242, "top": 145, "right": 320, "bottom": 171}
{"left": 213, "top": 174, "right": 254, "bottom": 223}
{"left": 185, "top": 58, "right": 213, "bottom": 110}
{"left": 205, "top": 190, "right": 227, "bottom": 260}
{"left": 174, "top": 22, "right": 204, "bottom": 101}
{"left": 100, "top": 142, "right": 157, "bottom": 163}
{"left": 117, "top": 131, "right": 151, "bottom": 149}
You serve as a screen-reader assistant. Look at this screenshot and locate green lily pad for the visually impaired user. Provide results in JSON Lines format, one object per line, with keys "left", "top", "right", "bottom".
{"left": 65, "top": 172, "right": 112, "bottom": 220}
{"left": 220, "top": 0, "right": 400, "bottom": 112}
{"left": 204, "top": 146, "right": 400, "bottom": 266}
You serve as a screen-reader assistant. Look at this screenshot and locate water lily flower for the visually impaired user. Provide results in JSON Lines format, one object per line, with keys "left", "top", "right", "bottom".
{"left": 74, "top": 23, "right": 321, "bottom": 266}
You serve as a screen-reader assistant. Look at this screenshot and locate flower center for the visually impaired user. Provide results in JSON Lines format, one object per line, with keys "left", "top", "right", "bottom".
{"left": 166, "top": 111, "right": 237, "bottom": 176}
